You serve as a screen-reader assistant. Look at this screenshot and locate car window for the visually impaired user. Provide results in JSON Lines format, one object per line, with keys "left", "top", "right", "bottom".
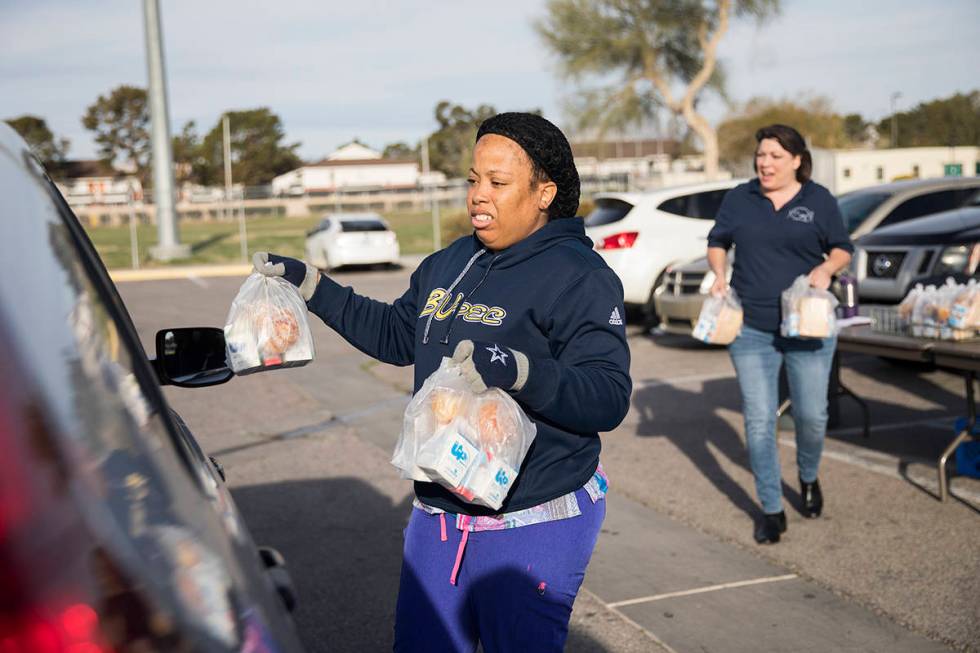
{"left": 584, "top": 198, "right": 634, "bottom": 227}
{"left": 690, "top": 189, "right": 729, "bottom": 219}
{"left": 340, "top": 219, "right": 387, "bottom": 232}
{"left": 656, "top": 194, "right": 692, "bottom": 218}
{"left": 837, "top": 191, "right": 891, "bottom": 233}
{"left": 318, "top": 218, "right": 332, "bottom": 230}
{"left": 879, "top": 189, "right": 975, "bottom": 228}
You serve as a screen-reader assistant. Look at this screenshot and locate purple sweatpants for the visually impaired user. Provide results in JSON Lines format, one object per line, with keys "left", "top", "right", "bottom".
{"left": 393, "top": 488, "right": 605, "bottom": 653}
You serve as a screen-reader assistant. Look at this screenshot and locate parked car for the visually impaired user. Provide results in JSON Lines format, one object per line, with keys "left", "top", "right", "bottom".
{"left": 854, "top": 203, "right": 980, "bottom": 302}
{"left": 304, "top": 212, "right": 400, "bottom": 271}
{"left": 0, "top": 124, "right": 305, "bottom": 652}
{"left": 655, "top": 177, "right": 980, "bottom": 334}
{"left": 584, "top": 179, "right": 744, "bottom": 324}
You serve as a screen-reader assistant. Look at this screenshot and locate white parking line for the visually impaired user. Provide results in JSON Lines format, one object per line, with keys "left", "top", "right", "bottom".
{"left": 578, "top": 587, "right": 680, "bottom": 653}
{"left": 605, "top": 574, "right": 798, "bottom": 609}
{"left": 186, "top": 274, "right": 209, "bottom": 288}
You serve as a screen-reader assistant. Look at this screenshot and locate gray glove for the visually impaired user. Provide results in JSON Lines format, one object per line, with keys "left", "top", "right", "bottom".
{"left": 451, "top": 339, "right": 529, "bottom": 394}
{"left": 252, "top": 252, "right": 320, "bottom": 301}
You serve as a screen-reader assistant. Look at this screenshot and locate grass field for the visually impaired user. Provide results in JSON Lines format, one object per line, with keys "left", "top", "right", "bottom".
{"left": 84, "top": 209, "right": 473, "bottom": 269}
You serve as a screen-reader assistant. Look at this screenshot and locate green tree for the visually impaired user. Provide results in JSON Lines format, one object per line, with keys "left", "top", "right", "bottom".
{"left": 197, "top": 109, "right": 302, "bottom": 186}
{"left": 536, "top": 0, "right": 780, "bottom": 179}
{"left": 878, "top": 91, "right": 980, "bottom": 148}
{"left": 4, "top": 115, "right": 70, "bottom": 172}
{"left": 843, "top": 113, "right": 871, "bottom": 144}
{"left": 427, "top": 101, "right": 498, "bottom": 177}
{"left": 82, "top": 85, "right": 150, "bottom": 179}
{"left": 717, "top": 96, "right": 851, "bottom": 169}
{"left": 172, "top": 120, "right": 202, "bottom": 184}
{"left": 382, "top": 141, "right": 418, "bottom": 160}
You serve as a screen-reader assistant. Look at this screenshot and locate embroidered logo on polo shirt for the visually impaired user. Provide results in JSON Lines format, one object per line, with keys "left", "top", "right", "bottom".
{"left": 609, "top": 307, "right": 623, "bottom": 325}
{"left": 788, "top": 206, "right": 815, "bottom": 223}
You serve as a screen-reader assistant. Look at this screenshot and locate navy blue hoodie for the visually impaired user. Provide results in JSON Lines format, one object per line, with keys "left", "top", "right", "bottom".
{"left": 305, "top": 218, "right": 632, "bottom": 515}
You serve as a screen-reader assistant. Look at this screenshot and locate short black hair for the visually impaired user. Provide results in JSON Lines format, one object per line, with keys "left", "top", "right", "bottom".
{"left": 476, "top": 112, "right": 580, "bottom": 219}
{"left": 754, "top": 124, "right": 812, "bottom": 183}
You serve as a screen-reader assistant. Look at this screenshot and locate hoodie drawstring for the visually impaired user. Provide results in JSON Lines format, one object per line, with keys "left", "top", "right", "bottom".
{"left": 449, "top": 516, "right": 471, "bottom": 586}
{"left": 440, "top": 255, "right": 497, "bottom": 345}
{"left": 422, "top": 249, "right": 486, "bottom": 345}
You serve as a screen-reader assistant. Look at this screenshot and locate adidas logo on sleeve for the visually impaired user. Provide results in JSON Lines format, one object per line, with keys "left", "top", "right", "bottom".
{"left": 609, "top": 307, "right": 623, "bottom": 325}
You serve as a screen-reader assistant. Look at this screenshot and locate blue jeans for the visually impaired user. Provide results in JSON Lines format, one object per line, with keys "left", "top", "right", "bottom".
{"left": 729, "top": 325, "right": 836, "bottom": 514}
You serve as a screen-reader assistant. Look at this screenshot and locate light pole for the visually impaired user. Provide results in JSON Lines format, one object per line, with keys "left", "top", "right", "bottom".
{"left": 889, "top": 92, "right": 902, "bottom": 149}
{"left": 143, "top": 0, "right": 189, "bottom": 261}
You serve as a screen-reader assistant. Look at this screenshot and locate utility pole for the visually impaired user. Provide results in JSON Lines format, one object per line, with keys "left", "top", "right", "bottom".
{"left": 223, "top": 114, "right": 248, "bottom": 261}
{"left": 890, "top": 92, "right": 902, "bottom": 149}
{"left": 143, "top": 0, "right": 188, "bottom": 261}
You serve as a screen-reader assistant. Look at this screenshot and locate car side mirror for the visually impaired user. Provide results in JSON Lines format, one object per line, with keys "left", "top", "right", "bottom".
{"left": 154, "top": 327, "right": 233, "bottom": 388}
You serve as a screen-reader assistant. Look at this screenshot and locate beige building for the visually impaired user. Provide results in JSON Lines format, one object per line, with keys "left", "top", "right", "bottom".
{"left": 811, "top": 146, "right": 980, "bottom": 194}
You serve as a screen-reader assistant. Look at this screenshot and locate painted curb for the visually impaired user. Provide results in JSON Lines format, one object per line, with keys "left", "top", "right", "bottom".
{"left": 110, "top": 264, "right": 252, "bottom": 283}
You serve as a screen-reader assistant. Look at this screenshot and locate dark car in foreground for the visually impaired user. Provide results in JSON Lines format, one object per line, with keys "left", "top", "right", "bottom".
{"left": 854, "top": 204, "right": 980, "bottom": 302}
{"left": 0, "top": 124, "right": 304, "bottom": 652}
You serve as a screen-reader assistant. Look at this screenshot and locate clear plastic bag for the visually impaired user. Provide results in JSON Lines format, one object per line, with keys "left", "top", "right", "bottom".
{"left": 223, "top": 273, "right": 315, "bottom": 375}
{"left": 780, "top": 275, "right": 838, "bottom": 338}
{"left": 393, "top": 357, "right": 537, "bottom": 510}
{"left": 692, "top": 289, "right": 743, "bottom": 344}
{"left": 949, "top": 279, "right": 980, "bottom": 329}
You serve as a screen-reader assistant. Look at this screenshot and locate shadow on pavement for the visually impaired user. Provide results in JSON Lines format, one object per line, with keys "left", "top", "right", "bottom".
{"left": 632, "top": 377, "right": 803, "bottom": 519}
{"left": 231, "top": 478, "right": 619, "bottom": 652}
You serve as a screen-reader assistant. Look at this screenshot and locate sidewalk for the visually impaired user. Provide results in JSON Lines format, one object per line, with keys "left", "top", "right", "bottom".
{"left": 108, "top": 254, "right": 428, "bottom": 283}
{"left": 582, "top": 492, "right": 950, "bottom": 653}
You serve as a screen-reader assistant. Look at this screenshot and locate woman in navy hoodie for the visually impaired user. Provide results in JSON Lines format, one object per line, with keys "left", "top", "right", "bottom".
{"left": 254, "top": 112, "right": 632, "bottom": 652}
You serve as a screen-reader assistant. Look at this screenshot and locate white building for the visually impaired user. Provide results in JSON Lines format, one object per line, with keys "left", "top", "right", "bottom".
{"left": 811, "top": 146, "right": 980, "bottom": 195}
{"left": 571, "top": 138, "right": 732, "bottom": 188}
{"left": 272, "top": 142, "right": 423, "bottom": 196}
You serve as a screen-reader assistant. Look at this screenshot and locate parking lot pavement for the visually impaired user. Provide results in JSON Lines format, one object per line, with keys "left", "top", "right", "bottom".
{"left": 120, "top": 266, "right": 979, "bottom": 652}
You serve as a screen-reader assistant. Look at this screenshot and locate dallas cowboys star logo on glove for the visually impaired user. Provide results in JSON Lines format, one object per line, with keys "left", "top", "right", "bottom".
{"left": 486, "top": 344, "right": 509, "bottom": 365}
{"left": 452, "top": 340, "right": 529, "bottom": 393}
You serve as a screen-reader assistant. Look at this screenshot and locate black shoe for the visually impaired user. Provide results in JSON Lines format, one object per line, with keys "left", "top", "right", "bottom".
{"left": 800, "top": 477, "right": 823, "bottom": 518}
{"left": 754, "top": 511, "right": 787, "bottom": 544}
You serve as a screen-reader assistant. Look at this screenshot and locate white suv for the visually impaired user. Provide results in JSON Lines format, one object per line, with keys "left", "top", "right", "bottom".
{"left": 584, "top": 179, "right": 744, "bottom": 324}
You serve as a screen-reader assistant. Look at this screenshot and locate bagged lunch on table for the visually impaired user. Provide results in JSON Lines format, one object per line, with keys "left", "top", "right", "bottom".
{"left": 780, "top": 275, "right": 838, "bottom": 338}
{"left": 223, "top": 273, "right": 315, "bottom": 374}
{"left": 393, "top": 356, "right": 536, "bottom": 510}
{"left": 692, "top": 288, "right": 743, "bottom": 344}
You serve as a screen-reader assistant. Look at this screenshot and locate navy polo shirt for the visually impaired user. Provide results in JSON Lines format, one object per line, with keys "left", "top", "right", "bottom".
{"left": 707, "top": 179, "right": 853, "bottom": 333}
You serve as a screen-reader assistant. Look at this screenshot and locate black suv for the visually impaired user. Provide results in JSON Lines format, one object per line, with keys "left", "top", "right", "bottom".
{"left": 0, "top": 125, "right": 304, "bottom": 651}
{"left": 854, "top": 203, "right": 980, "bottom": 301}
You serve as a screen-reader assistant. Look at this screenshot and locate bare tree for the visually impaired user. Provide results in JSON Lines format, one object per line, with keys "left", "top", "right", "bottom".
{"left": 537, "top": 0, "right": 779, "bottom": 178}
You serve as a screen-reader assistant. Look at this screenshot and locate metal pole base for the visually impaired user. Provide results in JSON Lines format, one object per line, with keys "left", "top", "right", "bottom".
{"left": 149, "top": 243, "right": 191, "bottom": 262}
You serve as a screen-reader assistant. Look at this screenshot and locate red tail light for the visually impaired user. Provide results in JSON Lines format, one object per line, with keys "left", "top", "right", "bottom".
{"left": 1, "top": 603, "right": 110, "bottom": 653}
{"left": 596, "top": 232, "right": 638, "bottom": 250}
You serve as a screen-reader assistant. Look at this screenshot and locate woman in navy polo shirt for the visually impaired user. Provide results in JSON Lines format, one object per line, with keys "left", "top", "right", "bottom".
{"left": 707, "top": 124, "right": 853, "bottom": 544}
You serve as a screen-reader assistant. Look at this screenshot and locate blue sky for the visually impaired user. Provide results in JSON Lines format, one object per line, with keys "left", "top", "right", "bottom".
{"left": 2, "top": 0, "right": 978, "bottom": 161}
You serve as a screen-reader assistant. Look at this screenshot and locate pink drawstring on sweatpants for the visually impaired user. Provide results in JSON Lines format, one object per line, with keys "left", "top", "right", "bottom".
{"left": 449, "top": 515, "right": 471, "bottom": 585}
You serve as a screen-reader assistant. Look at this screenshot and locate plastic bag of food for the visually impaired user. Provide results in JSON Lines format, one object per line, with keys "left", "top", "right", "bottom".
{"left": 780, "top": 275, "right": 838, "bottom": 338}
{"left": 949, "top": 279, "right": 980, "bottom": 329}
{"left": 223, "top": 273, "right": 315, "bottom": 374}
{"left": 393, "top": 357, "right": 537, "bottom": 510}
{"left": 911, "top": 284, "right": 937, "bottom": 337}
{"left": 692, "top": 289, "right": 743, "bottom": 344}
{"left": 897, "top": 284, "right": 923, "bottom": 324}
